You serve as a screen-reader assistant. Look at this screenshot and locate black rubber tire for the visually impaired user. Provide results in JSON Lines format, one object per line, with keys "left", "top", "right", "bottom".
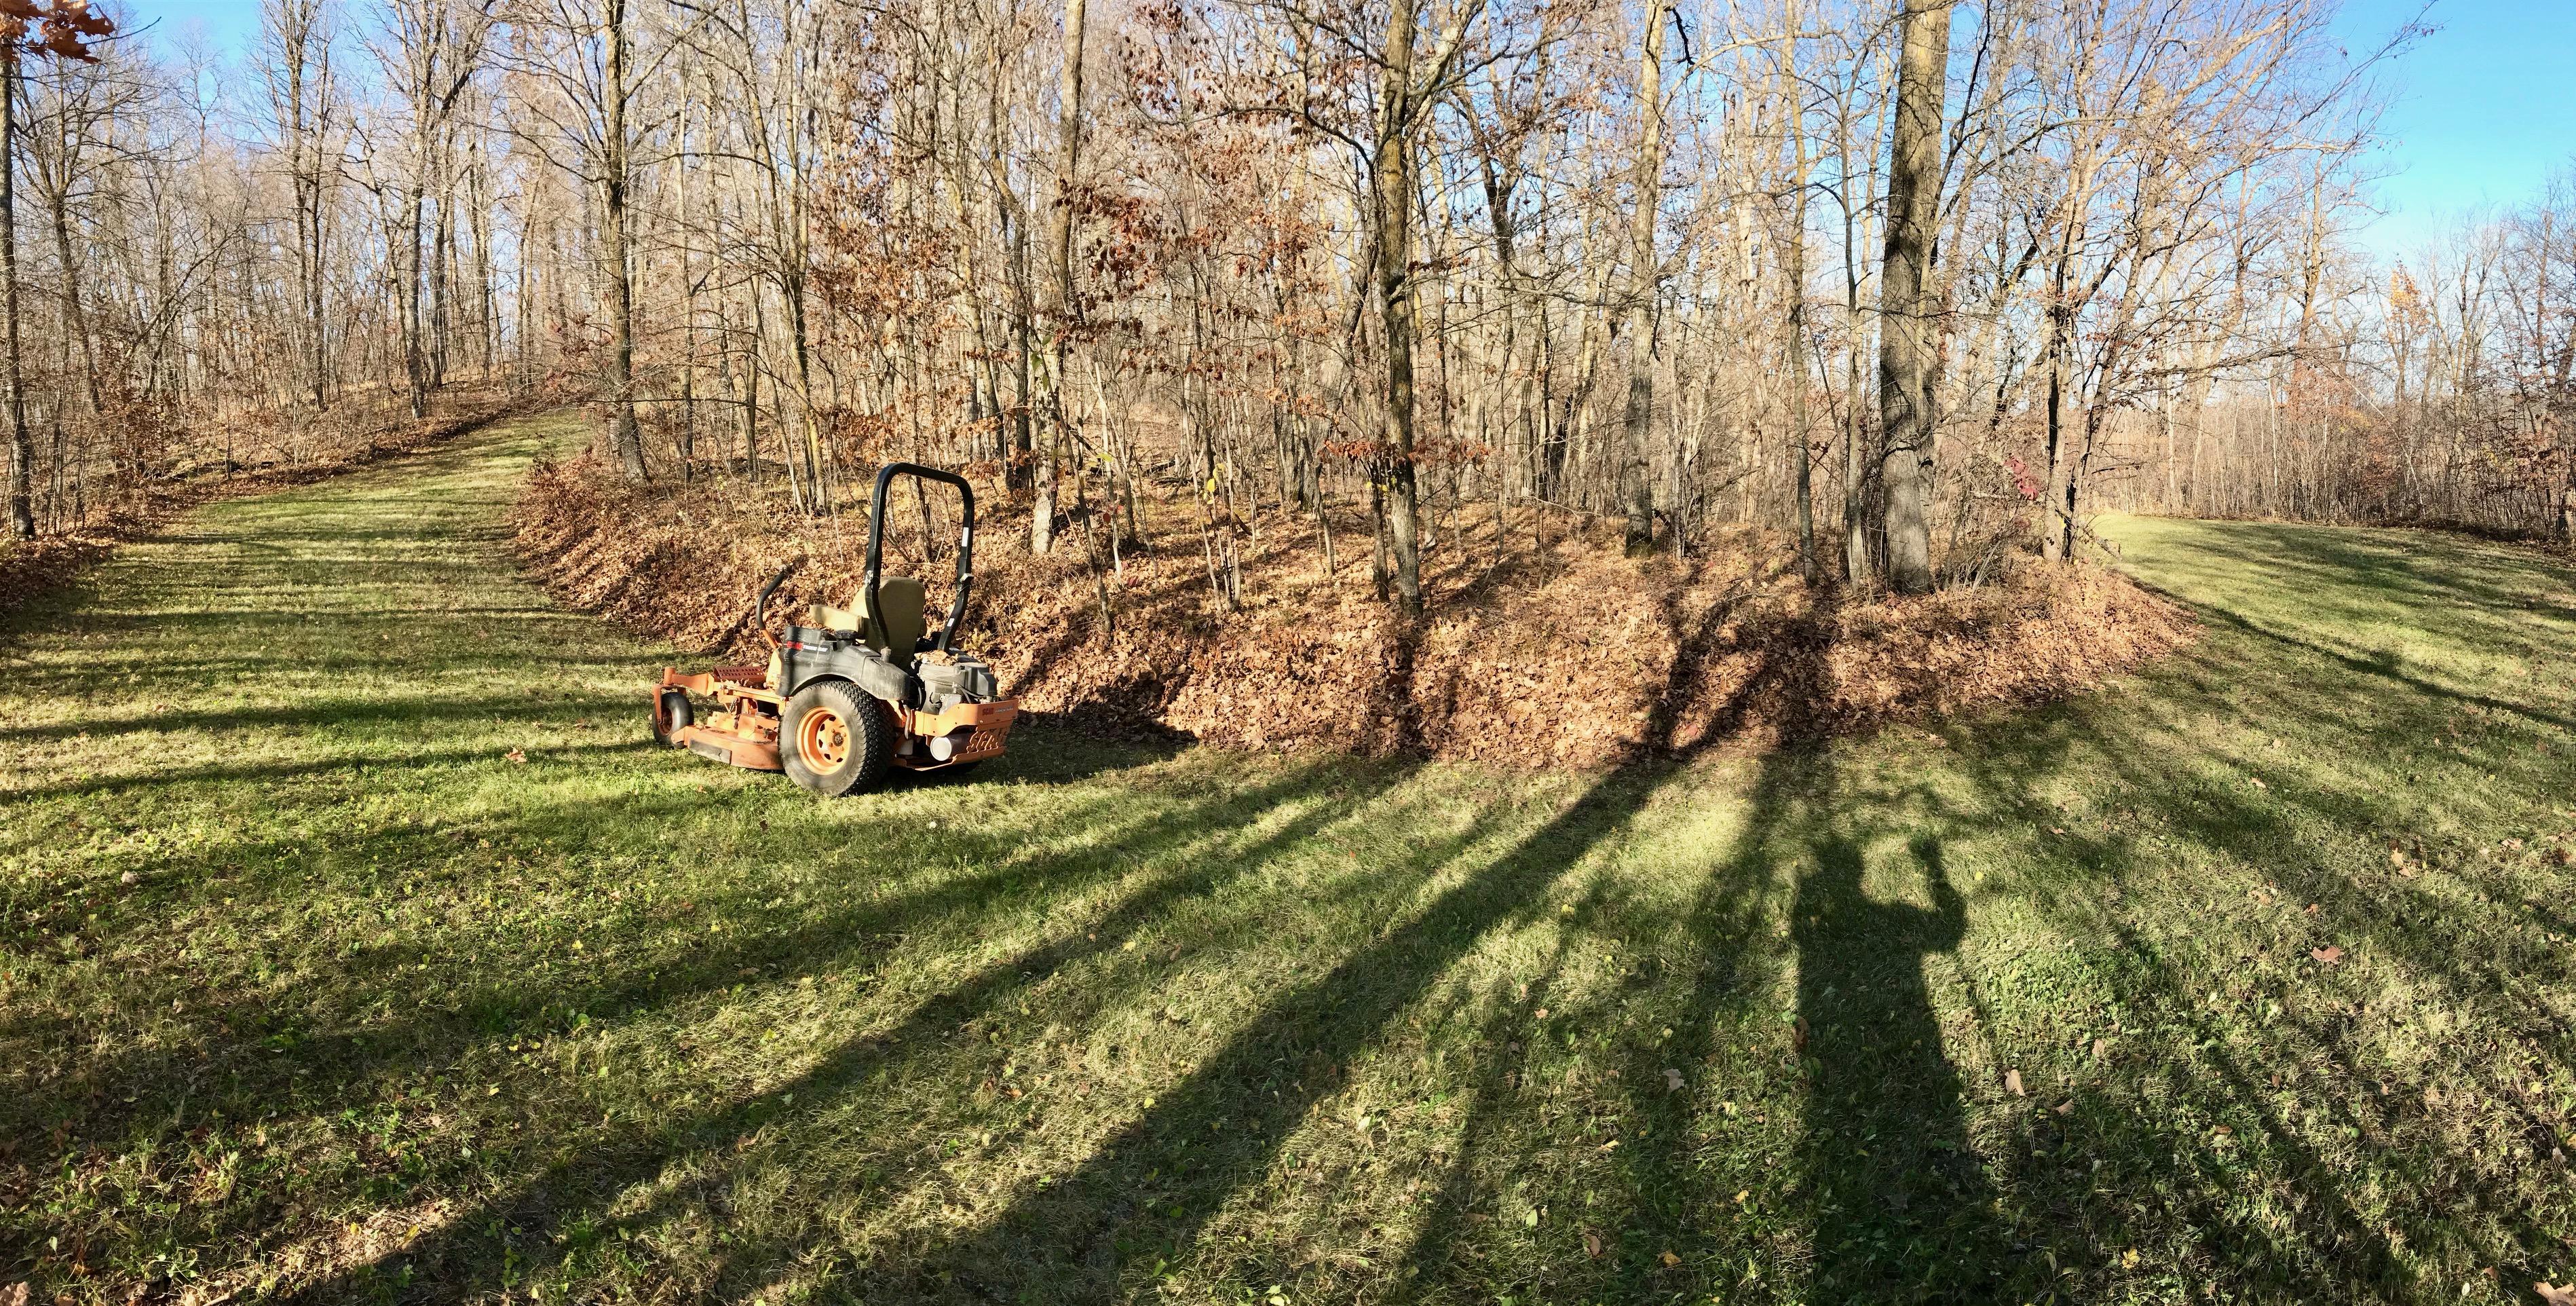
{"left": 781, "top": 679, "right": 894, "bottom": 797}
{"left": 651, "top": 689, "right": 694, "bottom": 745}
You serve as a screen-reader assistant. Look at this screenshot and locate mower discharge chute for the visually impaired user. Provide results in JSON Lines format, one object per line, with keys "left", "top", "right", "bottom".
{"left": 649, "top": 463, "right": 1019, "bottom": 796}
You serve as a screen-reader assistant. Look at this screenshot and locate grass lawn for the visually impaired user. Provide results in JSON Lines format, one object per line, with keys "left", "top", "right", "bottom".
{"left": 5, "top": 413, "right": 2575, "bottom": 1305}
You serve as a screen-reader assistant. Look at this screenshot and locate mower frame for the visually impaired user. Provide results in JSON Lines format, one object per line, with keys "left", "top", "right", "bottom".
{"left": 649, "top": 462, "right": 1019, "bottom": 790}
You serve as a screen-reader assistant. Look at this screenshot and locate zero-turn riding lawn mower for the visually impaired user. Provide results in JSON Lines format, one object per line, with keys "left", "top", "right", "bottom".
{"left": 649, "top": 463, "right": 1019, "bottom": 796}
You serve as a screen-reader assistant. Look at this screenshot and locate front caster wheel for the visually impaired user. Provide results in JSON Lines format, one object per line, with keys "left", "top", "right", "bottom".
{"left": 650, "top": 688, "right": 694, "bottom": 745}
{"left": 780, "top": 680, "right": 894, "bottom": 796}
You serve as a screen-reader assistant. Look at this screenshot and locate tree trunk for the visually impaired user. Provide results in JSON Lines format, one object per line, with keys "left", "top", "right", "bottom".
{"left": 602, "top": 0, "right": 647, "bottom": 481}
{"left": 404, "top": 185, "right": 428, "bottom": 419}
{"left": 1875, "top": 0, "right": 1948, "bottom": 594}
{"left": 1619, "top": 0, "right": 1668, "bottom": 554}
{"left": 1031, "top": 0, "right": 1087, "bottom": 555}
{"left": 2, "top": 57, "right": 30, "bottom": 540}
{"left": 1374, "top": 0, "right": 1425, "bottom": 612}
{"left": 1781, "top": 50, "right": 1817, "bottom": 575}
{"left": 2041, "top": 288, "right": 2071, "bottom": 561}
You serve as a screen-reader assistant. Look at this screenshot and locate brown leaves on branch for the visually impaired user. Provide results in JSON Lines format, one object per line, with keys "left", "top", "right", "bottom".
{"left": 0, "top": 0, "right": 115, "bottom": 62}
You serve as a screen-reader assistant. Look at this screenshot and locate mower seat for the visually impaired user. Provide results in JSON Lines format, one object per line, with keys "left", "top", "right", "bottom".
{"left": 860, "top": 577, "right": 929, "bottom": 669}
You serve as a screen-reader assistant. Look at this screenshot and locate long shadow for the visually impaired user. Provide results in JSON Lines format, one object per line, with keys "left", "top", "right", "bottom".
{"left": 2146, "top": 587, "right": 2576, "bottom": 733}
{"left": 850, "top": 763, "right": 1671, "bottom": 1301}
{"left": 0, "top": 692, "right": 646, "bottom": 747}
{"left": 3, "top": 759, "right": 1352, "bottom": 1153}
{"left": 1862, "top": 517, "right": 2576, "bottom": 1296}
{"left": 2142, "top": 521, "right": 2576, "bottom": 620}
{"left": 1389, "top": 570, "right": 1798, "bottom": 1296}
{"left": 259, "top": 758, "right": 1426, "bottom": 1303}
{"left": 1935, "top": 705, "right": 2564, "bottom": 1293}
{"left": 0, "top": 736, "right": 649, "bottom": 804}
{"left": 1794, "top": 832, "right": 1988, "bottom": 1300}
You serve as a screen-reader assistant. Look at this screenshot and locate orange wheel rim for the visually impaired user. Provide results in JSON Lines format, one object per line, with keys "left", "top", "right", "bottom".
{"left": 797, "top": 706, "right": 850, "bottom": 770}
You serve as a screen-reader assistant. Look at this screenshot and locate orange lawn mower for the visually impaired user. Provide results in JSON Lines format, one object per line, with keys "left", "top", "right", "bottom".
{"left": 649, "top": 463, "right": 1019, "bottom": 796}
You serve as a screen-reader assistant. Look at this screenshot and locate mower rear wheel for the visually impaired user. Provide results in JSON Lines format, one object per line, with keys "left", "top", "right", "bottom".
{"left": 651, "top": 689, "right": 694, "bottom": 745}
{"left": 781, "top": 680, "right": 894, "bottom": 796}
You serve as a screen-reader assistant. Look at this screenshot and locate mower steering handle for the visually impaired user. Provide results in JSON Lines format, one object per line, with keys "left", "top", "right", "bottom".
{"left": 753, "top": 558, "right": 801, "bottom": 647}
{"left": 864, "top": 463, "right": 976, "bottom": 656}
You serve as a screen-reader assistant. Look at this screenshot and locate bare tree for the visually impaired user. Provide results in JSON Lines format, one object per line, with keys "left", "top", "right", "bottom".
{"left": 1874, "top": 0, "right": 1945, "bottom": 592}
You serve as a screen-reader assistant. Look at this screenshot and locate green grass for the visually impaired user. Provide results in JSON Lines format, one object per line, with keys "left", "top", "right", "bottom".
{"left": 4, "top": 415, "right": 2575, "bottom": 1305}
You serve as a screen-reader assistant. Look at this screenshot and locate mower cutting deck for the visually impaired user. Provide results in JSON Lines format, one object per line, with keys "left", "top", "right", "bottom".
{"left": 649, "top": 463, "right": 1019, "bottom": 796}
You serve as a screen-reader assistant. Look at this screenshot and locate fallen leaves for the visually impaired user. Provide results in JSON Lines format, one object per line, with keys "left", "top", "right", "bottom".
{"left": 504, "top": 748, "right": 527, "bottom": 764}
{"left": 2311, "top": 944, "right": 2344, "bottom": 966}
{"left": 2005, "top": 1068, "right": 2026, "bottom": 1097}
{"left": 1660, "top": 1250, "right": 1682, "bottom": 1268}
{"left": 516, "top": 456, "right": 2198, "bottom": 768}
{"left": 1663, "top": 1068, "right": 1685, "bottom": 1092}
{"left": 1583, "top": 1229, "right": 1604, "bottom": 1258}
{"left": 2538, "top": 1282, "right": 2576, "bottom": 1306}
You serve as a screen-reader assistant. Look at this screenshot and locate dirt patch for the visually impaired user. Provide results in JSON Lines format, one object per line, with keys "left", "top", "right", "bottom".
{"left": 516, "top": 453, "right": 2197, "bottom": 766}
{"left": 0, "top": 396, "right": 527, "bottom": 621}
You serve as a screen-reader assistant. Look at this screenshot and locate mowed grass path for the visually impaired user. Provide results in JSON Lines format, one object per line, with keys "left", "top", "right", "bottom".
{"left": 5, "top": 414, "right": 2576, "bottom": 1305}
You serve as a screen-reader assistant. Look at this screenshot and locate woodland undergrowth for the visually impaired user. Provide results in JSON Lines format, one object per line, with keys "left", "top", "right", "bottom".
{"left": 516, "top": 448, "right": 2197, "bottom": 765}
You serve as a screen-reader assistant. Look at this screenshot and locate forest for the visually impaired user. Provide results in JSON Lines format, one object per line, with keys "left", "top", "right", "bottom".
{"left": 3, "top": 0, "right": 2570, "bottom": 602}
{"left": 9, "top": 1, "right": 2576, "bottom": 1302}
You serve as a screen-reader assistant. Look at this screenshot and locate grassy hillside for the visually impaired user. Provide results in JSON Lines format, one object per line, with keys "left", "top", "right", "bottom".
{"left": 4, "top": 412, "right": 2573, "bottom": 1304}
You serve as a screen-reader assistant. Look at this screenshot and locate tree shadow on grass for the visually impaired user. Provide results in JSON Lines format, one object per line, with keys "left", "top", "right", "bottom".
{"left": 1863, "top": 522, "right": 2576, "bottom": 1299}
{"left": 860, "top": 584, "right": 1895, "bottom": 1301}
{"left": 858, "top": 765, "right": 1660, "bottom": 1302}
{"left": 1384, "top": 756, "right": 2005, "bottom": 1303}
{"left": 0, "top": 692, "right": 645, "bottom": 747}
{"left": 229, "top": 756, "right": 1428, "bottom": 1303}
{"left": 6, "top": 748, "right": 1395, "bottom": 1295}
{"left": 2132, "top": 585, "right": 2576, "bottom": 734}
{"left": 5, "top": 753, "right": 1351, "bottom": 1127}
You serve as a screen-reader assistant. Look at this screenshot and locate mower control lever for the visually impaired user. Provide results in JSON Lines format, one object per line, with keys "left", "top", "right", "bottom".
{"left": 753, "top": 558, "right": 802, "bottom": 647}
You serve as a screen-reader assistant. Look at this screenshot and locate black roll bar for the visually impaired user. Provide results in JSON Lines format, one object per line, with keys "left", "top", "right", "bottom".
{"left": 865, "top": 462, "right": 977, "bottom": 656}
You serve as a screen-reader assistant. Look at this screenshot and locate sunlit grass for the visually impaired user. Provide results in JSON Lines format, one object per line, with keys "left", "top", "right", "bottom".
{"left": 4, "top": 420, "right": 2574, "bottom": 1304}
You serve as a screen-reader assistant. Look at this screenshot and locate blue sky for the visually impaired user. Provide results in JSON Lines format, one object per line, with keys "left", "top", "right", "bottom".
{"left": 122, "top": 0, "right": 2575, "bottom": 258}
{"left": 122, "top": 0, "right": 259, "bottom": 58}
{"left": 2331, "top": 0, "right": 2576, "bottom": 255}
